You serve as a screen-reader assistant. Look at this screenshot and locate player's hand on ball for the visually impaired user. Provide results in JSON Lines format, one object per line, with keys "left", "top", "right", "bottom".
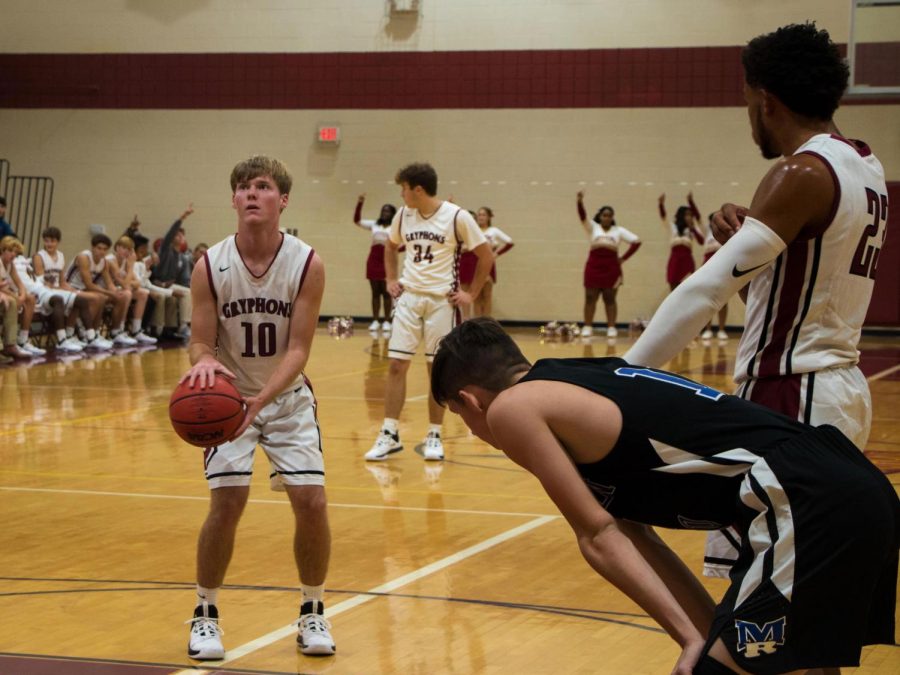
{"left": 180, "top": 356, "right": 237, "bottom": 390}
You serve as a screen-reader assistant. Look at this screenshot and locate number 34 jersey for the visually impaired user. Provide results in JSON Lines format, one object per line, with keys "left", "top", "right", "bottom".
{"left": 736, "top": 133, "right": 888, "bottom": 382}
{"left": 205, "top": 233, "right": 315, "bottom": 397}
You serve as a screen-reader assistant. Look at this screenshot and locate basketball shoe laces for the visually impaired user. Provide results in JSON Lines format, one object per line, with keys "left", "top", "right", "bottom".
{"left": 186, "top": 614, "right": 224, "bottom": 640}
{"left": 299, "top": 612, "right": 332, "bottom": 636}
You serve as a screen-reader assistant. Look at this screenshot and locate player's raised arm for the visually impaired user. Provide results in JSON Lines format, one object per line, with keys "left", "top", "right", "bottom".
{"left": 183, "top": 255, "right": 234, "bottom": 388}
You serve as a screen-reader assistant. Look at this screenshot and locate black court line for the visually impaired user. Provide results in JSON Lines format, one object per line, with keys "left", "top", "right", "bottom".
{"left": 0, "top": 576, "right": 660, "bottom": 632}
{"left": 0, "top": 652, "right": 304, "bottom": 675}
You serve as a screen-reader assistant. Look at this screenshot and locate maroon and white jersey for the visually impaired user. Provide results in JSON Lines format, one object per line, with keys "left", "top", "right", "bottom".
{"left": 204, "top": 233, "right": 315, "bottom": 397}
{"left": 589, "top": 222, "right": 640, "bottom": 252}
{"left": 35, "top": 249, "right": 65, "bottom": 288}
{"left": 65, "top": 250, "right": 106, "bottom": 290}
{"left": 735, "top": 134, "right": 888, "bottom": 383}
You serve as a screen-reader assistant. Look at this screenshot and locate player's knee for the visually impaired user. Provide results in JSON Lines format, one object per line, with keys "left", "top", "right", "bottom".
{"left": 388, "top": 358, "right": 410, "bottom": 376}
{"left": 288, "top": 485, "right": 327, "bottom": 516}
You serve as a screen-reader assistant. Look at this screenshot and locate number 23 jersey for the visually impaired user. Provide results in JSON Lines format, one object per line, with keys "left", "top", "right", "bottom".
{"left": 205, "top": 233, "right": 315, "bottom": 397}
{"left": 736, "top": 134, "right": 888, "bottom": 382}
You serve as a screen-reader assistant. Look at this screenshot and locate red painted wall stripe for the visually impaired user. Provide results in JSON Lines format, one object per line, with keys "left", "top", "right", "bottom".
{"left": 0, "top": 45, "right": 895, "bottom": 110}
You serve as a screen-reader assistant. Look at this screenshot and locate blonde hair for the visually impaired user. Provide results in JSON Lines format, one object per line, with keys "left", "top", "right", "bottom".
{"left": 0, "top": 236, "right": 24, "bottom": 254}
{"left": 115, "top": 235, "right": 135, "bottom": 251}
{"left": 230, "top": 155, "right": 292, "bottom": 194}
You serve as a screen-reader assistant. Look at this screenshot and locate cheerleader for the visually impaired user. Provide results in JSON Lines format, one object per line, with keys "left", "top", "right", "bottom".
{"left": 354, "top": 194, "right": 397, "bottom": 332}
{"left": 700, "top": 213, "right": 729, "bottom": 340}
{"left": 658, "top": 192, "right": 704, "bottom": 290}
{"left": 459, "top": 207, "right": 513, "bottom": 318}
{"left": 576, "top": 192, "right": 641, "bottom": 337}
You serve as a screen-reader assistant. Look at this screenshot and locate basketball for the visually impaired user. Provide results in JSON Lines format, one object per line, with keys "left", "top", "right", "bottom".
{"left": 169, "top": 376, "right": 245, "bottom": 447}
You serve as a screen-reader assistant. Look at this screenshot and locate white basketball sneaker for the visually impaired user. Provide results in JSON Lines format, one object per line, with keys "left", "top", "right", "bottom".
{"left": 186, "top": 602, "right": 225, "bottom": 661}
{"left": 21, "top": 340, "right": 47, "bottom": 356}
{"left": 112, "top": 331, "right": 138, "bottom": 346}
{"left": 132, "top": 330, "right": 158, "bottom": 344}
{"left": 297, "top": 601, "right": 335, "bottom": 656}
{"left": 365, "top": 429, "right": 403, "bottom": 461}
{"left": 381, "top": 320, "right": 392, "bottom": 333}
{"left": 606, "top": 326, "right": 617, "bottom": 338}
{"left": 368, "top": 320, "right": 380, "bottom": 331}
{"left": 423, "top": 432, "right": 444, "bottom": 461}
{"left": 86, "top": 336, "right": 113, "bottom": 350}
{"left": 717, "top": 330, "right": 729, "bottom": 340}
{"left": 580, "top": 325, "right": 593, "bottom": 337}
{"left": 57, "top": 337, "right": 84, "bottom": 353}
{"left": 701, "top": 329, "right": 714, "bottom": 340}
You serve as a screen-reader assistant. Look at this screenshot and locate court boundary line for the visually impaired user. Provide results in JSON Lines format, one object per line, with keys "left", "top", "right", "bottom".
{"left": 868, "top": 362, "right": 900, "bottom": 382}
{"left": 170, "top": 514, "right": 556, "bottom": 674}
{"left": 0, "top": 486, "right": 558, "bottom": 519}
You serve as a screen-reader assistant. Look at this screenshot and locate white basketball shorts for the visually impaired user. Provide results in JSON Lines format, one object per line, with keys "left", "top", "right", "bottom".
{"left": 387, "top": 290, "right": 460, "bottom": 362}
{"left": 203, "top": 380, "right": 324, "bottom": 490}
{"left": 34, "top": 286, "right": 77, "bottom": 316}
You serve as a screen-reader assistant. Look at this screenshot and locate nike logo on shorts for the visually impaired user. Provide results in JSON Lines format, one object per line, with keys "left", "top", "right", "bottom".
{"left": 732, "top": 262, "right": 767, "bottom": 277}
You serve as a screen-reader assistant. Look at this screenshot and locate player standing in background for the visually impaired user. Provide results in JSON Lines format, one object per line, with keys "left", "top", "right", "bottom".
{"left": 625, "top": 22, "right": 889, "bottom": 578}
{"left": 364, "top": 162, "right": 493, "bottom": 462}
{"left": 180, "top": 155, "right": 334, "bottom": 659}
{"left": 353, "top": 194, "right": 397, "bottom": 332}
{"left": 576, "top": 193, "right": 641, "bottom": 337}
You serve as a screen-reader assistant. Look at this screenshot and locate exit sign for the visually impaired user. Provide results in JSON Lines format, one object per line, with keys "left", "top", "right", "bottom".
{"left": 317, "top": 125, "right": 341, "bottom": 144}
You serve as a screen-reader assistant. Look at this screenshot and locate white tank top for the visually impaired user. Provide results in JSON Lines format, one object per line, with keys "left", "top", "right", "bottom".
{"left": 205, "top": 233, "right": 314, "bottom": 397}
{"left": 35, "top": 249, "right": 65, "bottom": 288}
{"left": 390, "top": 202, "right": 486, "bottom": 296}
{"left": 735, "top": 134, "right": 888, "bottom": 382}
{"left": 65, "top": 250, "right": 105, "bottom": 290}
{"left": 589, "top": 222, "right": 640, "bottom": 251}
{"left": 13, "top": 255, "right": 41, "bottom": 294}
{"left": 359, "top": 220, "right": 391, "bottom": 246}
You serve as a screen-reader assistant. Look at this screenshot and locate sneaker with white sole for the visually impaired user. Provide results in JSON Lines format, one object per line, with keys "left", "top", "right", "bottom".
{"left": 4, "top": 344, "right": 33, "bottom": 359}
{"left": 580, "top": 325, "right": 593, "bottom": 338}
{"left": 701, "top": 329, "right": 714, "bottom": 340}
{"left": 186, "top": 602, "right": 225, "bottom": 661}
{"left": 716, "top": 330, "right": 729, "bottom": 340}
{"left": 423, "top": 432, "right": 444, "bottom": 461}
{"left": 381, "top": 320, "right": 392, "bottom": 333}
{"left": 112, "top": 332, "right": 138, "bottom": 346}
{"left": 20, "top": 340, "right": 47, "bottom": 356}
{"left": 365, "top": 429, "right": 403, "bottom": 461}
{"left": 368, "top": 320, "right": 380, "bottom": 331}
{"left": 606, "top": 326, "right": 617, "bottom": 338}
{"left": 297, "top": 601, "right": 335, "bottom": 656}
{"left": 57, "top": 336, "right": 84, "bottom": 353}
{"left": 131, "top": 330, "right": 158, "bottom": 344}
{"left": 86, "top": 336, "right": 113, "bottom": 350}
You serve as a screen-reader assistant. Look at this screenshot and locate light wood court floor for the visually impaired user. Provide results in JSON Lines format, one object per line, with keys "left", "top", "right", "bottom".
{"left": 1, "top": 327, "right": 898, "bottom": 674}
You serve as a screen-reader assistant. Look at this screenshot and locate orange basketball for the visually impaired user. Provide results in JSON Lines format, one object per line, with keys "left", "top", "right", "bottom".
{"left": 169, "top": 375, "right": 245, "bottom": 447}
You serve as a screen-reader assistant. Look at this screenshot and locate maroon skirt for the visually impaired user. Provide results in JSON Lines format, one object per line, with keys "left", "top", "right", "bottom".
{"left": 366, "top": 244, "right": 386, "bottom": 281}
{"left": 458, "top": 251, "right": 498, "bottom": 285}
{"left": 667, "top": 245, "right": 695, "bottom": 286}
{"left": 584, "top": 248, "right": 622, "bottom": 289}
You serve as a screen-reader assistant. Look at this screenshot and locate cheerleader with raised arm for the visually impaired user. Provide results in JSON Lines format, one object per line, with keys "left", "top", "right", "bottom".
{"left": 700, "top": 212, "right": 729, "bottom": 341}
{"left": 576, "top": 191, "right": 641, "bottom": 338}
{"left": 353, "top": 194, "right": 397, "bottom": 332}
{"left": 658, "top": 192, "right": 704, "bottom": 290}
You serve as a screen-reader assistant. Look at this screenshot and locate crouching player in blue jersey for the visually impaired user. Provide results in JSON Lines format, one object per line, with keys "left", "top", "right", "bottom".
{"left": 431, "top": 318, "right": 899, "bottom": 675}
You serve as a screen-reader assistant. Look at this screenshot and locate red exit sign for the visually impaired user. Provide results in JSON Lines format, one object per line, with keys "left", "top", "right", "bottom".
{"left": 317, "top": 125, "right": 341, "bottom": 144}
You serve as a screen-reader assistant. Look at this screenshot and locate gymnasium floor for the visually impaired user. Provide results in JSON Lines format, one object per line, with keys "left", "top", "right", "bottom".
{"left": 1, "top": 326, "right": 898, "bottom": 674}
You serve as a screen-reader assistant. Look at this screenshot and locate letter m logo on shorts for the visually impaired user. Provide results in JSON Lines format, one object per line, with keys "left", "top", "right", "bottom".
{"left": 735, "top": 617, "right": 786, "bottom": 658}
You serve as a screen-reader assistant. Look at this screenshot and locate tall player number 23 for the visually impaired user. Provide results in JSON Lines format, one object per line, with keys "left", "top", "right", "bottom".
{"left": 849, "top": 187, "right": 888, "bottom": 280}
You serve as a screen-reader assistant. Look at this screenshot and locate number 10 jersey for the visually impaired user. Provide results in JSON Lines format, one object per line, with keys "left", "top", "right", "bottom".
{"left": 205, "top": 233, "right": 315, "bottom": 397}
{"left": 735, "top": 133, "right": 888, "bottom": 382}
